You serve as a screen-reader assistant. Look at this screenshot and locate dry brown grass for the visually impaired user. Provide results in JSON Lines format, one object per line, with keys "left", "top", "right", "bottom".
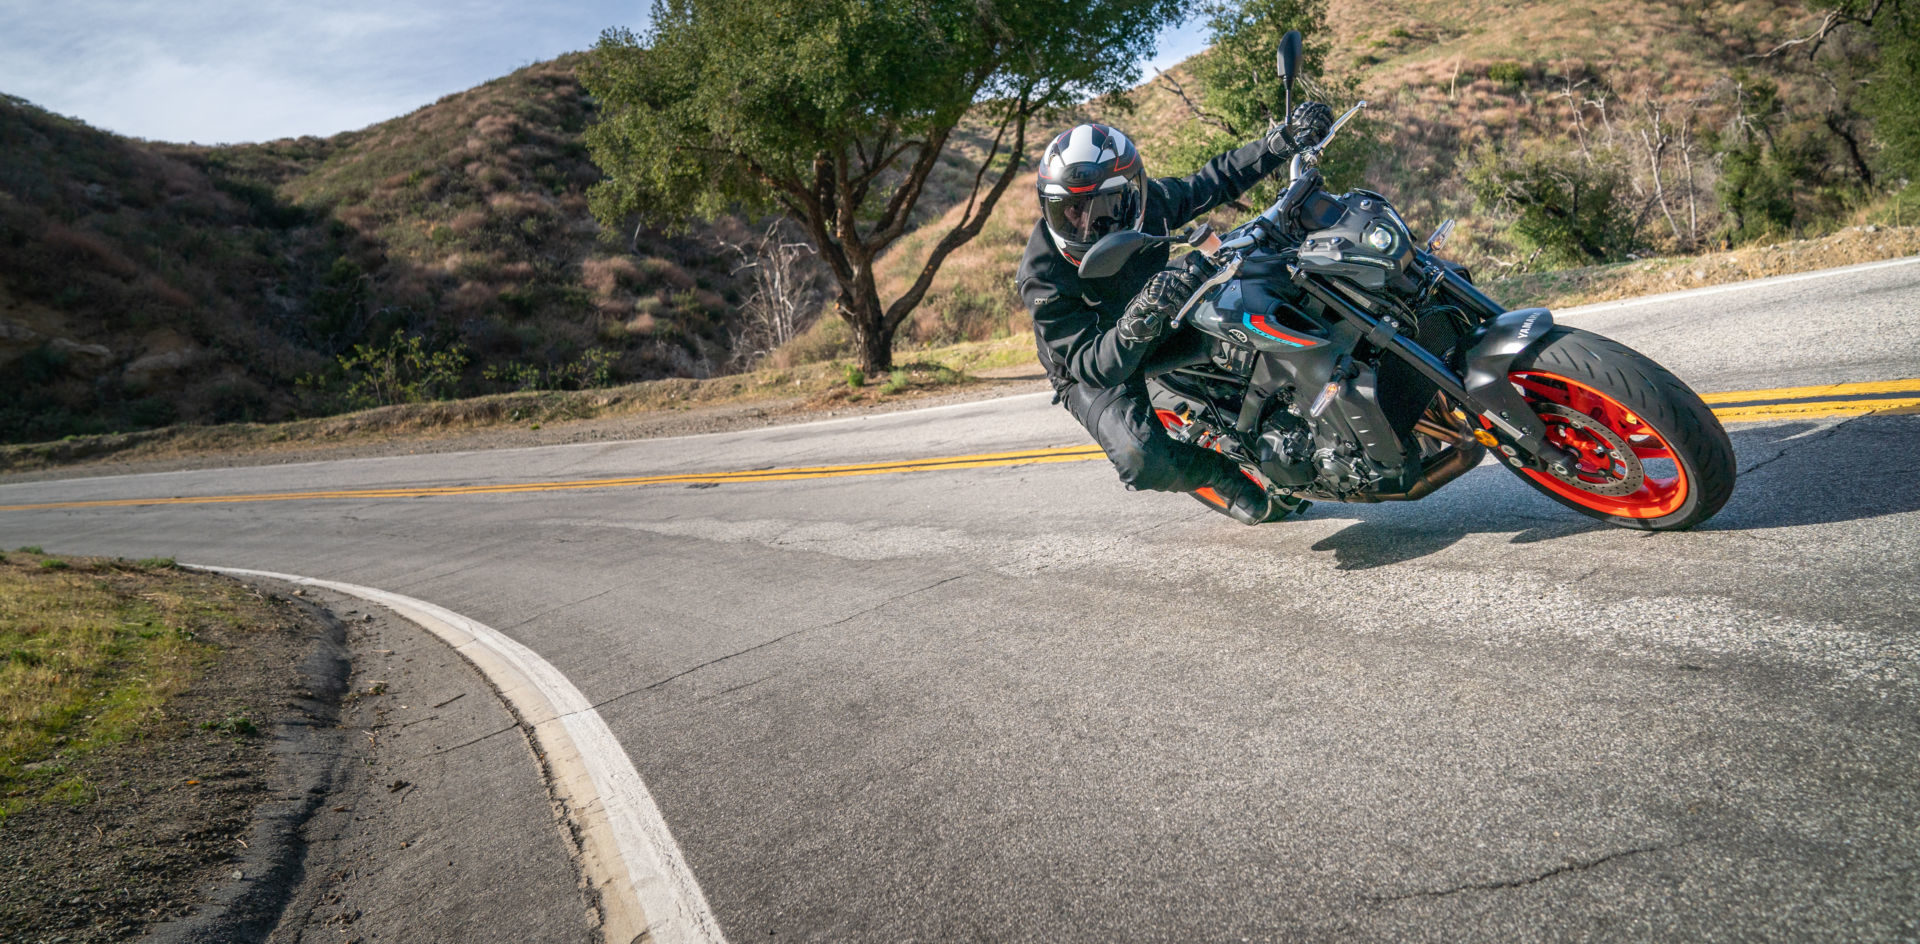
{"left": 1484, "top": 225, "right": 1920, "bottom": 309}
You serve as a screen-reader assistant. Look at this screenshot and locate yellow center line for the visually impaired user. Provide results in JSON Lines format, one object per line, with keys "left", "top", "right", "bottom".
{"left": 3, "top": 379, "right": 1916, "bottom": 513}
{"left": 1711, "top": 396, "right": 1920, "bottom": 422}
{"left": 1699, "top": 377, "right": 1920, "bottom": 404}
{"left": 0, "top": 446, "right": 1108, "bottom": 512}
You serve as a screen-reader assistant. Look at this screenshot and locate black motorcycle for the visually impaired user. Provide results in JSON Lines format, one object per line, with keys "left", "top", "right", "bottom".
{"left": 1079, "top": 32, "right": 1735, "bottom": 531}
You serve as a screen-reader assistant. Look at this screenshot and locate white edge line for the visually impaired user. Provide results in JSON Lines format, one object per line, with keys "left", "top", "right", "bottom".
{"left": 189, "top": 565, "right": 728, "bottom": 944}
{"left": 1557, "top": 254, "right": 1920, "bottom": 317}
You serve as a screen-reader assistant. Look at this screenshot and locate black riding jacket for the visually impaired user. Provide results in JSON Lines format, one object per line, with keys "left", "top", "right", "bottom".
{"left": 1017, "top": 137, "right": 1291, "bottom": 391}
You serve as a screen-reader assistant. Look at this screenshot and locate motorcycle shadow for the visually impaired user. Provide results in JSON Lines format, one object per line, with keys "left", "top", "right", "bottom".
{"left": 1304, "top": 414, "right": 1920, "bottom": 570}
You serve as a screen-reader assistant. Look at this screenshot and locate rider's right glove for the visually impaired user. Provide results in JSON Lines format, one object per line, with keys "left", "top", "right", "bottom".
{"left": 1116, "top": 253, "right": 1215, "bottom": 347}
{"left": 1266, "top": 101, "right": 1335, "bottom": 155}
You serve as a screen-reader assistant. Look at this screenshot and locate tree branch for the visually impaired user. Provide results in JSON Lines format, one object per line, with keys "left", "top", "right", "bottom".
{"left": 1156, "top": 69, "right": 1242, "bottom": 137}
{"left": 1748, "top": 0, "right": 1882, "bottom": 60}
{"left": 881, "top": 97, "right": 1033, "bottom": 332}
{"left": 866, "top": 126, "right": 955, "bottom": 251}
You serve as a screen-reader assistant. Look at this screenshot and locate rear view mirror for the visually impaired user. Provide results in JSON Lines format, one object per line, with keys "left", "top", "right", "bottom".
{"left": 1276, "top": 31, "right": 1303, "bottom": 84}
{"left": 1077, "top": 230, "right": 1163, "bottom": 279}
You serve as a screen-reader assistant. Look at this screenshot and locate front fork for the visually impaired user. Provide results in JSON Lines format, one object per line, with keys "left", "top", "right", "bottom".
{"left": 1292, "top": 266, "right": 1580, "bottom": 477}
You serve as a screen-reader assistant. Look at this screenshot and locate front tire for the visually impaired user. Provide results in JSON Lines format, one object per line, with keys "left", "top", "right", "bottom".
{"left": 1501, "top": 327, "right": 1735, "bottom": 531}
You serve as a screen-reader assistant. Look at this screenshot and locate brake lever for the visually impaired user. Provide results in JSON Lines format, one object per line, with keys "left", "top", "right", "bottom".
{"left": 1171, "top": 255, "right": 1243, "bottom": 331}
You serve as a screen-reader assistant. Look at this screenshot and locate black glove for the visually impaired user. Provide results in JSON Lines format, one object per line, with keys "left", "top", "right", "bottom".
{"left": 1266, "top": 101, "right": 1336, "bottom": 155}
{"left": 1116, "top": 253, "right": 1215, "bottom": 346}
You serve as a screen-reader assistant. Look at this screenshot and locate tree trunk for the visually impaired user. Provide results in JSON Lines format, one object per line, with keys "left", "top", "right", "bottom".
{"left": 855, "top": 320, "right": 893, "bottom": 375}
{"left": 838, "top": 285, "right": 893, "bottom": 375}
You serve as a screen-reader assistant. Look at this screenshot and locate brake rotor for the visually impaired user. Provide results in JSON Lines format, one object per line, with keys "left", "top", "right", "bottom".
{"left": 1535, "top": 403, "right": 1645, "bottom": 497}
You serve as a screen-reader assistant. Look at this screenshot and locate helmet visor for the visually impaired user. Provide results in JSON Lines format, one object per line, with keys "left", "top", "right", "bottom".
{"left": 1044, "top": 183, "right": 1140, "bottom": 247}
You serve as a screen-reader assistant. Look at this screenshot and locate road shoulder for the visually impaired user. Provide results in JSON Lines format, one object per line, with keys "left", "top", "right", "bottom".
{"left": 257, "top": 581, "right": 598, "bottom": 944}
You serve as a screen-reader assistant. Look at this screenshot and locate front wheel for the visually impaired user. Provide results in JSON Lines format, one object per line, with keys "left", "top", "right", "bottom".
{"left": 1500, "top": 327, "right": 1735, "bottom": 531}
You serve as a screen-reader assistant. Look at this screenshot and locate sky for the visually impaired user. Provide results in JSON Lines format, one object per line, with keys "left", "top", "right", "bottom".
{"left": 0, "top": 2, "right": 1212, "bottom": 146}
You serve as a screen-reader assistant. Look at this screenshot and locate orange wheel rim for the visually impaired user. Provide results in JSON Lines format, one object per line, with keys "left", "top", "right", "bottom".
{"left": 1508, "top": 370, "right": 1689, "bottom": 519}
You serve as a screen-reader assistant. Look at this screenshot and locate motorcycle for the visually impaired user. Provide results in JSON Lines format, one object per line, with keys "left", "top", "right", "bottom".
{"left": 1077, "top": 31, "right": 1735, "bottom": 531}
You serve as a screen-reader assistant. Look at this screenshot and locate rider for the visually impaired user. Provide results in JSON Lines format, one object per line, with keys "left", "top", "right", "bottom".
{"left": 1018, "top": 104, "right": 1334, "bottom": 524}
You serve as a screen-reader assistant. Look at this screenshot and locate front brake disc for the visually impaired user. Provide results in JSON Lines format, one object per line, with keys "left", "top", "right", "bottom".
{"left": 1535, "top": 403, "right": 1644, "bottom": 497}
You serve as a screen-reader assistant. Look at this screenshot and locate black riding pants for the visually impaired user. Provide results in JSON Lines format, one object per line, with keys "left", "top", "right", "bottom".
{"left": 1059, "top": 377, "right": 1240, "bottom": 494}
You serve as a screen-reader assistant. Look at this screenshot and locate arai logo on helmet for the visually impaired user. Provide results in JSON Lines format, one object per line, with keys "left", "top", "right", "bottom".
{"left": 1516, "top": 311, "right": 1542, "bottom": 340}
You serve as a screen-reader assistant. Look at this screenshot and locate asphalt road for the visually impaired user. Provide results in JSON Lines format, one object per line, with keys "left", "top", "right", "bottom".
{"left": 5, "top": 258, "right": 1920, "bottom": 942}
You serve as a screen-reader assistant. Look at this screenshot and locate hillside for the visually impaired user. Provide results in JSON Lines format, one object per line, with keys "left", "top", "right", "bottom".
{"left": 860, "top": 0, "right": 1896, "bottom": 356}
{"left": 0, "top": 57, "right": 753, "bottom": 443}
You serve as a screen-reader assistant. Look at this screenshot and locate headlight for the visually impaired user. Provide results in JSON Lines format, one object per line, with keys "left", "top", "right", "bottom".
{"left": 1364, "top": 224, "right": 1396, "bottom": 253}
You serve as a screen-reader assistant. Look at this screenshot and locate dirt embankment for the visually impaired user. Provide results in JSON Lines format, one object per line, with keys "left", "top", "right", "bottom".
{"left": 0, "top": 554, "right": 346, "bottom": 944}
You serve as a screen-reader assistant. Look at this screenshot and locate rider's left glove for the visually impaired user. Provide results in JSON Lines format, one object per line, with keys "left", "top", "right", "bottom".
{"left": 1116, "top": 252, "right": 1216, "bottom": 347}
{"left": 1266, "top": 101, "right": 1335, "bottom": 155}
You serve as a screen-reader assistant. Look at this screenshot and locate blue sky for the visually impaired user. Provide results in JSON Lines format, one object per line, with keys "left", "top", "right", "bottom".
{"left": 0, "top": 3, "right": 1210, "bottom": 145}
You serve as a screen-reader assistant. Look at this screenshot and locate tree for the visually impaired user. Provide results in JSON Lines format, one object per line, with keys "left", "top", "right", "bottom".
{"left": 1156, "top": 0, "right": 1373, "bottom": 209}
{"left": 582, "top": 0, "right": 1184, "bottom": 373}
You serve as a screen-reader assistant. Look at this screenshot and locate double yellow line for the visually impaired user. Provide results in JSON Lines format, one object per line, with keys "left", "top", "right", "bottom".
{"left": 1, "top": 379, "right": 1913, "bottom": 514}
{"left": 1702, "top": 378, "right": 1920, "bottom": 422}
{"left": 0, "top": 445, "right": 1108, "bottom": 512}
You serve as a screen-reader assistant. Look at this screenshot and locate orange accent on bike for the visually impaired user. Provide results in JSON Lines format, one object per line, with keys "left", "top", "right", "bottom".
{"left": 1510, "top": 370, "right": 1690, "bottom": 519}
{"left": 1193, "top": 487, "right": 1226, "bottom": 507}
{"left": 1155, "top": 409, "right": 1187, "bottom": 430}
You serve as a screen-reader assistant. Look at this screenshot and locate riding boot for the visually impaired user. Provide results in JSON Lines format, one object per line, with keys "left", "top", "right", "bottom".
{"left": 1191, "top": 471, "right": 1307, "bottom": 526}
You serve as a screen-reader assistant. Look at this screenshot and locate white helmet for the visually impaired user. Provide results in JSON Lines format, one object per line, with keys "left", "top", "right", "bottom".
{"left": 1036, "top": 123, "right": 1146, "bottom": 264}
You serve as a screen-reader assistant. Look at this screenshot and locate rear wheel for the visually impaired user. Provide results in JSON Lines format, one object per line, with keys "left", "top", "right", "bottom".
{"left": 1501, "top": 327, "right": 1734, "bottom": 531}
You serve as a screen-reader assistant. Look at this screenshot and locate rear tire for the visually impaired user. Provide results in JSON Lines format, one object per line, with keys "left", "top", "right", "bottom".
{"left": 1501, "top": 327, "right": 1734, "bottom": 531}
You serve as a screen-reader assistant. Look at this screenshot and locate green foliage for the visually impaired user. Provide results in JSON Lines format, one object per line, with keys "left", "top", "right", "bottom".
{"left": 1487, "top": 61, "right": 1529, "bottom": 88}
{"left": 1716, "top": 141, "right": 1798, "bottom": 243}
{"left": 582, "top": 0, "right": 1184, "bottom": 372}
{"left": 1845, "top": 0, "right": 1920, "bottom": 180}
{"left": 1159, "top": 0, "right": 1375, "bottom": 208}
{"left": 481, "top": 347, "right": 619, "bottom": 392}
{"left": 200, "top": 714, "right": 259, "bottom": 738}
{"left": 1466, "top": 146, "right": 1639, "bottom": 267}
{"left": 843, "top": 364, "right": 866, "bottom": 390}
{"left": 879, "top": 369, "right": 909, "bottom": 395}
{"left": 331, "top": 330, "right": 471, "bottom": 408}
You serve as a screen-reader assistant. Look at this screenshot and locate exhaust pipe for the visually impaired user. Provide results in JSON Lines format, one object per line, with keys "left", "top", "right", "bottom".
{"left": 1346, "top": 439, "right": 1488, "bottom": 503}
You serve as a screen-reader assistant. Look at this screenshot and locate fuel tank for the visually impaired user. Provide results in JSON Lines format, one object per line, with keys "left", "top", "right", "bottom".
{"left": 1187, "top": 274, "right": 1329, "bottom": 354}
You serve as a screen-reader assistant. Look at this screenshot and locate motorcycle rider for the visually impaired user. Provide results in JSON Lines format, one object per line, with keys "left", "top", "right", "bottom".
{"left": 1018, "top": 103, "right": 1334, "bottom": 524}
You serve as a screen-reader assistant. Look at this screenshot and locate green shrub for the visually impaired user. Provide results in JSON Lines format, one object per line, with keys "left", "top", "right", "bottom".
{"left": 333, "top": 330, "right": 470, "bottom": 407}
{"left": 843, "top": 364, "right": 865, "bottom": 390}
{"left": 1488, "top": 62, "right": 1528, "bottom": 88}
{"left": 1466, "top": 145, "right": 1639, "bottom": 267}
{"left": 1717, "top": 141, "right": 1798, "bottom": 243}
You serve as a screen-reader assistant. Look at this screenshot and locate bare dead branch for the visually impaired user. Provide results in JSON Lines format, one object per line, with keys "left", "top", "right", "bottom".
{"left": 1156, "top": 69, "right": 1241, "bottom": 137}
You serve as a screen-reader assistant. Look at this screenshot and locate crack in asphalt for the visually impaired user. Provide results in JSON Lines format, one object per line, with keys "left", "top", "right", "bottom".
{"left": 1739, "top": 412, "right": 1871, "bottom": 476}
{"left": 1365, "top": 841, "right": 1691, "bottom": 902}
{"left": 500, "top": 586, "right": 617, "bottom": 631}
{"left": 428, "top": 723, "right": 518, "bottom": 756}
{"left": 577, "top": 572, "right": 971, "bottom": 715}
